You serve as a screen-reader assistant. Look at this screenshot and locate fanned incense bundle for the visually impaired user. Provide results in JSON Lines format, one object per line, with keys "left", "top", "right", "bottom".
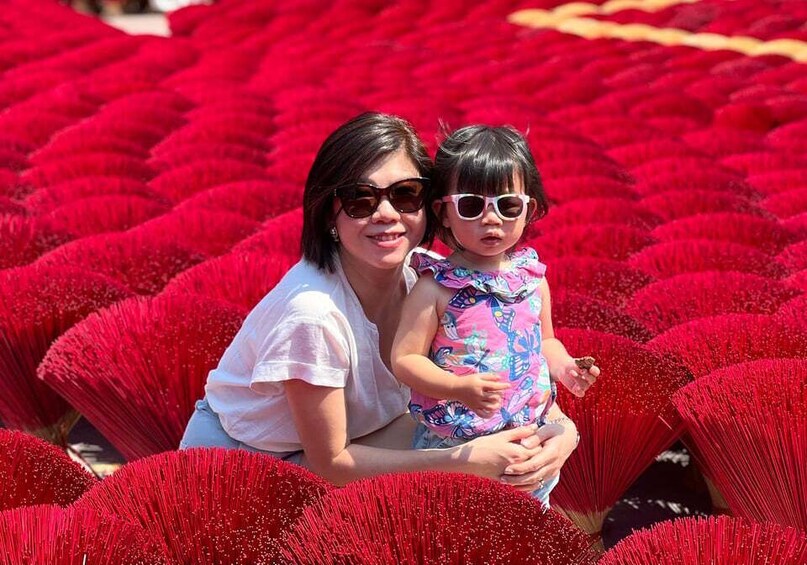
{"left": 626, "top": 271, "right": 799, "bottom": 333}
{"left": 0, "top": 214, "right": 73, "bottom": 269}
{"left": 549, "top": 328, "right": 692, "bottom": 547}
{"left": 629, "top": 239, "right": 786, "bottom": 279}
{"left": 36, "top": 230, "right": 205, "bottom": 295}
{"left": 0, "top": 505, "right": 167, "bottom": 564}
{"left": 130, "top": 209, "right": 260, "bottom": 257}
{"left": 673, "top": 359, "right": 807, "bottom": 529}
{"left": 0, "top": 430, "right": 96, "bottom": 511}
{"left": 0, "top": 265, "right": 131, "bottom": 443}
{"left": 599, "top": 515, "right": 807, "bottom": 564}
{"left": 280, "top": 471, "right": 599, "bottom": 565}
{"left": 38, "top": 294, "right": 244, "bottom": 460}
{"left": 161, "top": 251, "right": 296, "bottom": 312}
{"left": 650, "top": 212, "right": 794, "bottom": 254}
{"left": 552, "top": 289, "right": 654, "bottom": 342}
{"left": 648, "top": 313, "right": 807, "bottom": 378}
{"left": 43, "top": 195, "right": 168, "bottom": 238}
{"left": 76, "top": 448, "right": 331, "bottom": 564}
{"left": 528, "top": 224, "right": 656, "bottom": 262}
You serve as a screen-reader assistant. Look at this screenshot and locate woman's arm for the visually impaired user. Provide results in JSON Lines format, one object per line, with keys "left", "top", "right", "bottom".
{"left": 284, "top": 378, "right": 540, "bottom": 487}
{"left": 392, "top": 277, "right": 509, "bottom": 416}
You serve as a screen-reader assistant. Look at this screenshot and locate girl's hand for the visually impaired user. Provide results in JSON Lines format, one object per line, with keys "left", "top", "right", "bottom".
{"left": 554, "top": 356, "right": 599, "bottom": 397}
{"left": 454, "top": 373, "right": 511, "bottom": 418}
{"left": 500, "top": 422, "right": 576, "bottom": 491}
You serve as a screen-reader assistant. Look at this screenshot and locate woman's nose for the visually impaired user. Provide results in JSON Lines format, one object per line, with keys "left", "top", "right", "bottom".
{"left": 372, "top": 196, "right": 399, "bottom": 220}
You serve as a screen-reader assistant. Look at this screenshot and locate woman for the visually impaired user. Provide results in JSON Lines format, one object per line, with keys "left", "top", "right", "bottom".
{"left": 181, "top": 112, "right": 580, "bottom": 491}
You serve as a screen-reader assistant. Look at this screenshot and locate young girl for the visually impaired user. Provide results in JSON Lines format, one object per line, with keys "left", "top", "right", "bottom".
{"left": 391, "top": 125, "right": 599, "bottom": 506}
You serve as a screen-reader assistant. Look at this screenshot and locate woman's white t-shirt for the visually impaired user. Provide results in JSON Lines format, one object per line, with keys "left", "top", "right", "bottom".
{"left": 205, "top": 255, "right": 415, "bottom": 452}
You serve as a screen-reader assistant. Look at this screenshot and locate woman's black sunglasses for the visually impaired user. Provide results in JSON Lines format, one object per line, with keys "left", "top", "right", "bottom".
{"left": 334, "top": 177, "right": 429, "bottom": 219}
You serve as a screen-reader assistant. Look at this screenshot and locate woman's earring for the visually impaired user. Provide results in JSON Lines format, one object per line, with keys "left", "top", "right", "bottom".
{"left": 329, "top": 226, "right": 340, "bottom": 242}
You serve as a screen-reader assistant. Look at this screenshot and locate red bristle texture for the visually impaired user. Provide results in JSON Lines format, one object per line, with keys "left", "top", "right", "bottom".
{"left": 748, "top": 170, "right": 807, "bottom": 196}
{"left": 721, "top": 151, "right": 807, "bottom": 176}
{"left": 636, "top": 167, "right": 758, "bottom": 198}
{"left": 762, "top": 188, "right": 807, "bottom": 219}
{"left": 673, "top": 359, "right": 807, "bottom": 528}
{"left": 638, "top": 190, "right": 767, "bottom": 222}
{"left": 0, "top": 505, "right": 168, "bottom": 565}
{"left": 280, "top": 471, "right": 599, "bottom": 565}
{"left": 549, "top": 328, "right": 691, "bottom": 539}
{"left": 540, "top": 158, "right": 633, "bottom": 185}
{"left": 543, "top": 175, "right": 638, "bottom": 203}
{"left": 605, "top": 139, "right": 700, "bottom": 168}
{"left": 538, "top": 198, "right": 661, "bottom": 233}
{"left": 36, "top": 231, "right": 206, "bottom": 295}
{"left": 629, "top": 239, "right": 787, "bottom": 279}
{"left": 21, "top": 153, "right": 155, "bottom": 188}
{"left": 232, "top": 207, "right": 304, "bottom": 258}
{"left": 173, "top": 179, "right": 303, "bottom": 222}
{"left": 22, "top": 176, "right": 162, "bottom": 214}
{"left": 42, "top": 195, "right": 169, "bottom": 238}
{"left": 75, "top": 448, "right": 332, "bottom": 564}
{"left": 152, "top": 127, "right": 268, "bottom": 161}
{"left": 130, "top": 209, "right": 260, "bottom": 256}
{"left": 552, "top": 289, "right": 654, "bottom": 342}
{"left": 529, "top": 224, "right": 656, "bottom": 262}
{"left": 548, "top": 257, "right": 655, "bottom": 306}
{"left": 0, "top": 214, "right": 73, "bottom": 269}
{"left": 38, "top": 295, "right": 244, "bottom": 460}
{"left": 0, "top": 110, "right": 77, "bottom": 146}
{"left": 0, "top": 430, "right": 96, "bottom": 511}
{"left": 30, "top": 133, "right": 150, "bottom": 164}
{"left": 161, "top": 251, "right": 296, "bottom": 312}
{"left": 148, "top": 141, "right": 268, "bottom": 170}
{"left": 777, "top": 293, "right": 807, "bottom": 327}
{"left": 0, "top": 265, "right": 131, "bottom": 443}
{"left": 626, "top": 271, "right": 800, "bottom": 333}
{"left": 648, "top": 314, "right": 807, "bottom": 378}
{"left": 650, "top": 212, "right": 795, "bottom": 254}
{"left": 0, "top": 196, "right": 26, "bottom": 215}
{"left": 776, "top": 240, "right": 807, "bottom": 272}
{"left": 149, "top": 159, "right": 268, "bottom": 202}
{"left": 683, "top": 128, "right": 765, "bottom": 157}
{"left": 599, "top": 515, "right": 807, "bottom": 565}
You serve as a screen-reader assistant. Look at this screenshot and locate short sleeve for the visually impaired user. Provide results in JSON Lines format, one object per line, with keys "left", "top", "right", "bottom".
{"left": 250, "top": 313, "right": 350, "bottom": 395}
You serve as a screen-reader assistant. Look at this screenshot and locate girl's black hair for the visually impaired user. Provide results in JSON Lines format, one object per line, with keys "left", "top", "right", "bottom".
{"left": 432, "top": 125, "right": 549, "bottom": 248}
{"left": 301, "top": 112, "right": 434, "bottom": 272}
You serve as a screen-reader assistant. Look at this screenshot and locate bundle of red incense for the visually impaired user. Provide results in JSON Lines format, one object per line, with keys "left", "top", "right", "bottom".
{"left": 280, "top": 471, "right": 599, "bottom": 564}
{"left": 75, "top": 448, "right": 331, "bottom": 564}
{"left": 673, "top": 358, "right": 807, "bottom": 529}
{"left": 599, "top": 515, "right": 807, "bottom": 564}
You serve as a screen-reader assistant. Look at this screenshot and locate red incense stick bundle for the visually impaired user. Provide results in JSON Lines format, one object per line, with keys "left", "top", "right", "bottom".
{"left": 280, "top": 471, "right": 599, "bottom": 565}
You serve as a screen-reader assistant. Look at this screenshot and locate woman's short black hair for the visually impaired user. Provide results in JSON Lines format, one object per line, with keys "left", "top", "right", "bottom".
{"left": 431, "top": 125, "right": 549, "bottom": 249}
{"left": 301, "top": 112, "right": 433, "bottom": 272}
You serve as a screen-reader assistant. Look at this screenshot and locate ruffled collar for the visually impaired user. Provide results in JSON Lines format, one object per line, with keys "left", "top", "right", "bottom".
{"left": 411, "top": 247, "right": 546, "bottom": 302}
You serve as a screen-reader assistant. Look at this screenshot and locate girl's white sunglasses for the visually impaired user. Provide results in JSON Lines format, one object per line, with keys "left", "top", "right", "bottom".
{"left": 441, "top": 193, "right": 530, "bottom": 221}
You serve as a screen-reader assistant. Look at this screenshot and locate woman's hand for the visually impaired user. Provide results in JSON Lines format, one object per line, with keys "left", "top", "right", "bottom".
{"left": 499, "top": 421, "right": 578, "bottom": 492}
{"left": 453, "top": 424, "right": 541, "bottom": 481}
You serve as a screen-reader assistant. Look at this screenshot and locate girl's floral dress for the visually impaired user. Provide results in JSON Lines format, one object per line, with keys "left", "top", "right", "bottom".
{"left": 409, "top": 247, "right": 555, "bottom": 439}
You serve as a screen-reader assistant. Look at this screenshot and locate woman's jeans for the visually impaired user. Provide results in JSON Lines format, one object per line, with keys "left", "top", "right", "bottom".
{"left": 180, "top": 397, "right": 304, "bottom": 466}
{"left": 412, "top": 422, "right": 560, "bottom": 507}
